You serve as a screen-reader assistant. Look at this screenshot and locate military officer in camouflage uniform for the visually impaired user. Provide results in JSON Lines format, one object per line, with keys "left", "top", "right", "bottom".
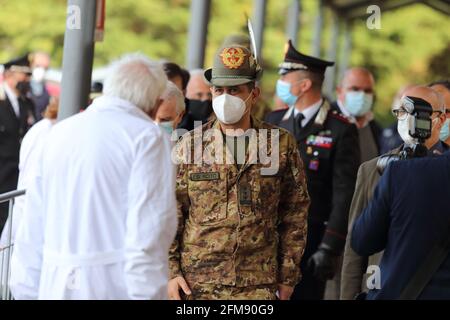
{"left": 168, "top": 44, "right": 310, "bottom": 300}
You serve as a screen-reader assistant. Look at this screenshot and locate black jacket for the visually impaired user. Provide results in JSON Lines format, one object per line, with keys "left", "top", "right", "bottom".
{"left": 352, "top": 151, "right": 450, "bottom": 299}
{"left": 0, "top": 87, "right": 34, "bottom": 231}
{"left": 265, "top": 100, "right": 360, "bottom": 253}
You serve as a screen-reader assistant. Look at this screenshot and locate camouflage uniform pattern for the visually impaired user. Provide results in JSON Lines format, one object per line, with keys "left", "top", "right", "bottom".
{"left": 169, "top": 116, "right": 310, "bottom": 297}
{"left": 183, "top": 283, "right": 278, "bottom": 300}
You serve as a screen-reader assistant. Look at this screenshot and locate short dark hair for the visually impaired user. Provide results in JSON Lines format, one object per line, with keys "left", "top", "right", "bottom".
{"left": 293, "top": 70, "right": 324, "bottom": 91}
{"left": 163, "top": 62, "right": 190, "bottom": 90}
{"left": 428, "top": 79, "right": 450, "bottom": 91}
{"left": 303, "top": 71, "right": 324, "bottom": 91}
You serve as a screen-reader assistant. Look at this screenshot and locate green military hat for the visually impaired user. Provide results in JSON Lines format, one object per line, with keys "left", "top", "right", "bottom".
{"left": 204, "top": 44, "right": 262, "bottom": 87}
{"left": 221, "top": 34, "right": 251, "bottom": 50}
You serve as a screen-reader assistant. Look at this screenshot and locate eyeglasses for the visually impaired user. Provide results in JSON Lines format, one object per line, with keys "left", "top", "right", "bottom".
{"left": 392, "top": 107, "right": 408, "bottom": 120}
{"left": 393, "top": 108, "right": 444, "bottom": 121}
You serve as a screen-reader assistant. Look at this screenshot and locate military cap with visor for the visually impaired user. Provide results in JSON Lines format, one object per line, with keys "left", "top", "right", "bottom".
{"left": 204, "top": 44, "right": 262, "bottom": 87}
{"left": 2, "top": 53, "right": 33, "bottom": 75}
{"left": 279, "top": 40, "right": 334, "bottom": 75}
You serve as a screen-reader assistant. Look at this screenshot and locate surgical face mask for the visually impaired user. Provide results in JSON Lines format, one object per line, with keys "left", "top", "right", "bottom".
{"left": 343, "top": 91, "right": 373, "bottom": 117}
{"left": 276, "top": 79, "right": 298, "bottom": 106}
{"left": 397, "top": 114, "right": 417, "bottom": 146}
{"left": 16, "top": 81, "right": 31, "bottom": 97}
{"left": 440, "top": 119, "right": 450, "bottom": 141}
{"left": 188, "top": 99, "right": 213, "bottom": 122}
{"left": 212, "top": 92, "right": 252, "bottom": 125}
{"left": 32, "top": 67, "right": 46, "bottom": 83}
{"left": 159, "top": 121, "right": 174, "bottom": 135}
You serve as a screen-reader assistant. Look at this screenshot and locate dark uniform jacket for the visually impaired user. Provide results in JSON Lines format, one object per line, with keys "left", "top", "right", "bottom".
{"left": 0, "top": 85, "right": 34, "bottom": 231}
{"left": 265, "top": 100, "right": 360, "bottom": 254}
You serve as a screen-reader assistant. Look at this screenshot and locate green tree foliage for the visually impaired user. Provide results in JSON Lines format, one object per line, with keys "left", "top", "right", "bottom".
{"left": 0, "top": 0, "right": 448, "bottom": 126}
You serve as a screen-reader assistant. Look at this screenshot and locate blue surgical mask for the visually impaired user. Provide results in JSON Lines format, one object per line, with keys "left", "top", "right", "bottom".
{"left": 276, "top": 80, "right": 299, "bottom": 106}
{"left": 343, "top": 91, "right": 373, "bottom": 117}
{"left": 158, "top": 121, "right": 174, "bottom": 135}
{"left": 440, "top": 119, "right": 450, "bottom": 141}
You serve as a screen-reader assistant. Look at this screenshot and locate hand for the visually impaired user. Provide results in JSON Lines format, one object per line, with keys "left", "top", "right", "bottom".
{"left": 277, "top": 284, "right": 294, "bottom": 300}
{"left": 168, "top": 276, "right": 192, "bottom": 300}
{"left": 307, "top": 247, "right": 339, "bottom": 282}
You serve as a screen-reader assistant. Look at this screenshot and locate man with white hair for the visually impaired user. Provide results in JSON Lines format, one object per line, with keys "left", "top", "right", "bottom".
{"left": 9, "top": 54, "right": 177, "bottom": 300}
{"left": 154, "top": 81, "right": 185, "bottom": 135}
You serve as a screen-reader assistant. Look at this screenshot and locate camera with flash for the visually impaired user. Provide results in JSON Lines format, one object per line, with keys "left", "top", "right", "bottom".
{"left": 377, "top": 96, "right": 433, "bottom": 175}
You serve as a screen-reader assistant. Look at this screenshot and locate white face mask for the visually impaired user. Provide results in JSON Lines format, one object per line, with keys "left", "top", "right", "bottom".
{"left": 397, "top": 114, "right": 417, "bottom": 146}
{"left": 212, "top": 92, "right": 252, "bottom": 125}
{"left": 32, "top": 67, "right": 46, "bottom": 83}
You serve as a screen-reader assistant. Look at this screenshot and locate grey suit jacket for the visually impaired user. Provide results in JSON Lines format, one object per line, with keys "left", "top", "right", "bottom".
{"left": 340, "top": 147, "right": 401, "bottom": 299}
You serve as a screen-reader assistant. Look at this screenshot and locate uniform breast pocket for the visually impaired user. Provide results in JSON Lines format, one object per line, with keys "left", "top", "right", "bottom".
{"left": 254, "top": 174, "right": 281, "bottom": 220}
{"left": 188, "top": 171, "right": 227, "bottom": 225}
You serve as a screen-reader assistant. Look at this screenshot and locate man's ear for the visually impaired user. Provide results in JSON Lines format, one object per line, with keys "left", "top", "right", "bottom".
{"left": 302, "top": 79, "right": 313, "bottom": 92}
{"left": 252, "top": 86, "right": 261, "bottom": 102}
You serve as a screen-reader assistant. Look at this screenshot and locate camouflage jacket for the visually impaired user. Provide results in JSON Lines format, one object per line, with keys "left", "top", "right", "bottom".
{"left": 169, "top": 117, "right": 310, "bottom": 287}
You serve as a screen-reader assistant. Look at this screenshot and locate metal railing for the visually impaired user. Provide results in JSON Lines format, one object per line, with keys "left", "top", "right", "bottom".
{"left": 0, "top": 189, "right": 26, "bottom": 300}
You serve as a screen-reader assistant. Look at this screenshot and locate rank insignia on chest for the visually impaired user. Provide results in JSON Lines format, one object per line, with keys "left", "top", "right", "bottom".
{"left": 190, "top": 172, "right": 220, "bottom": 181}
{"left": 306, "top": 134, "right": 333, "bottom": 149}
{"left": 239, "top": 183, "right": 252, "bottom": 206}
{"left": 308, "top": 159, "right": 320, "bottom": 171}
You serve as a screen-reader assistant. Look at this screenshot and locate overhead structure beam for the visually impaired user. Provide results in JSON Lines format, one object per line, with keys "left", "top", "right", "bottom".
{"left": 186, "top": 0, "right": 211, "bottom": 70}
{"left": 323, "top": 11, "right": 340, "bottom": 99}
{"left": 252, "top": 0, "right": 268, "bottom": 61}
{"left": 337, "top": 20, "right": 353, "bottom": 84}
{"left": 286, "top": 0, "right": 301, "bottom": 46}
{"left": 311, "top": 0, "right": 324, "bottom": 57}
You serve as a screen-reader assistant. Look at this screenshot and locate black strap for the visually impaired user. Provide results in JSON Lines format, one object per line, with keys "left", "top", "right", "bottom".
{"left": 399, "top": 222, "right": 450, "bottom": 300}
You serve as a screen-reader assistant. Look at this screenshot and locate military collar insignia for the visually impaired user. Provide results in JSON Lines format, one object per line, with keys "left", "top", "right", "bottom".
{"left": 314, "top": 100, "right": 329, "bottom": 126}
{"left": 220, "top": 47, "right": 247, "bottom": 69}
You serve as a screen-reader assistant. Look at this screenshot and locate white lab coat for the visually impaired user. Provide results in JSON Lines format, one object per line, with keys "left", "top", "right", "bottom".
{"left": 9, "top": 96, "right": 177, "bottom": 300}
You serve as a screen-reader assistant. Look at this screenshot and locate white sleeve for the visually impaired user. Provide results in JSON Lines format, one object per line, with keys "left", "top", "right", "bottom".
{"left": 124, "top": 129, "right": 177, "bottom": 300}
{"left": 9, "top": 173, "right": 44, "bottom": 300}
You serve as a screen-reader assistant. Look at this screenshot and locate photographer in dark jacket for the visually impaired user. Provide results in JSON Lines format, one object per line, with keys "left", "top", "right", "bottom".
{"left": 351, "top": 87, "right": 450, "bottom": 299}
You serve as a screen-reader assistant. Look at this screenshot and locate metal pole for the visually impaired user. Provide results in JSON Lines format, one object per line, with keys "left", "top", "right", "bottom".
{"left": 311, "top": 0, "right": 324, "bottom": 57}
{"left": 58, "top": 0, "right": 97, "bottom": 121}
{"left": 252, "top": 0, "right": 267, "bottom": 62}
{"left": 1, "top": 199, "right": 14, "bottom": 300}
{"left": 286, "top": 0, "right": 301, "bottom": 47}
{"left": 323, "top": 12, "right": 340, "bottom": 99}
{"left": 338, "top": 20, "right": 353, "bottom": 85}
{"left": 186, "top": 0, "right": 211, "bottom": 70}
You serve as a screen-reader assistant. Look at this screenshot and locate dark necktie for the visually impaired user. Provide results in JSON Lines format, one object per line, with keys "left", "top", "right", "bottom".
{"left": 295, "top": 113, "right": 305, "bottom": 130}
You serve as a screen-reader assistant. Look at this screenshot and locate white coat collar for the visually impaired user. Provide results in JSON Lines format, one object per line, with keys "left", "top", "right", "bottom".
{"left": 90, "top": 95, "right": 155, "bottom": 123}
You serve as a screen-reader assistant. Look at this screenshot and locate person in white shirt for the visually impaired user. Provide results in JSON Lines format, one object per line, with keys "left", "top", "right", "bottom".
{"left": 9, "top": 53, "right": 177, "bottom": 300}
